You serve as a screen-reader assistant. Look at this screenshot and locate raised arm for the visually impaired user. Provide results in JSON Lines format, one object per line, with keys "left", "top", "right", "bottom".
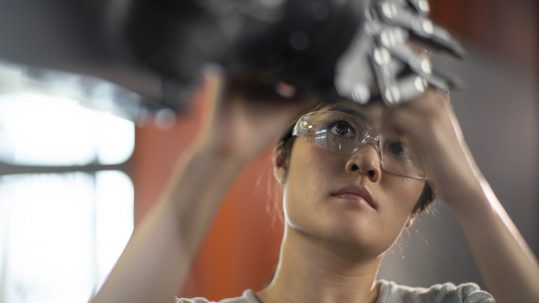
{"left": 90, "top": 70, "right": 313, "bottom": 303}
{"left": 386, "top": 90, "right": 539, "bottom": 303}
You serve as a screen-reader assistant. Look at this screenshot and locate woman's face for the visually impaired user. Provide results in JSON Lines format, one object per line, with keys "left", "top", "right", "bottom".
{"left": 279, "top": 101, "right": 425, "bottom": 259}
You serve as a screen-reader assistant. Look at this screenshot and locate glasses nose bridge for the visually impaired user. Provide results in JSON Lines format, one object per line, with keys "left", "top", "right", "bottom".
{"left": 351, "top": 134, "right": 382, "bottom": 161}
{"left": 357, "top": 133, "right": 380, "bottom": 151}
{"left": 346, "top": 133, "right": 383, "bottom": 180}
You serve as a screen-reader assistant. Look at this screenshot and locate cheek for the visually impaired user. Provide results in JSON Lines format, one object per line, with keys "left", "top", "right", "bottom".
{"left": 377, "top": 178, "right": 425, "bottom": 236}
{"left": 383, "top": 179, "right": 424, "bottom": 214}
{"left": 282, "top": 141, "right": 340, "bottom": 230}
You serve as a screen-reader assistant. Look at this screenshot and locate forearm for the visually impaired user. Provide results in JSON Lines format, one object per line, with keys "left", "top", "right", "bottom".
{"left": 449, "top": 178, "right": 539, "bottom": 303}
{"left": 386, "top": 91, "right": 538, "bottom": 301}
{"left": 91, "top": 142, "right": 248, "bottom": 303}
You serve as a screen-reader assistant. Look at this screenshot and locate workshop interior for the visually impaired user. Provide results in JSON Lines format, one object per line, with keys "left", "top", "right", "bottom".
{"left": 0, "top": 0, "right": 537, "bottom": 302}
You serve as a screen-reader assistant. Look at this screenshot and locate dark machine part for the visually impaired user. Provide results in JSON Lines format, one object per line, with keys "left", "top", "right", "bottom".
{"left": 120, "top": 0, "right": 367, "bottom": 105}
{"left": 0, "top": 0, "right": 464, "bottom": 119}
{"left": 122, "top": 0, "right": 464, "bottom": 106}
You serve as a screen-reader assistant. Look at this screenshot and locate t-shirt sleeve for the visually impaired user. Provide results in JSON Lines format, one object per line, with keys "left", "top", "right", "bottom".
{"left": 378, "top": 280, "right": 495, "bottom": 303}
{"left": 455, "top": 282, "right": 495, "bottom": 303}
{"left": 176, "top": 297, "right": 213, "bottom": 303}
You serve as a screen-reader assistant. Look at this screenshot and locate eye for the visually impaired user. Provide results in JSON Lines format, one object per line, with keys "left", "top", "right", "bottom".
{"left": 328, "top": 120, "right": 356, "bottom": 138}
{"left": 387, "top": 141, "right": 412, "bottom": 160}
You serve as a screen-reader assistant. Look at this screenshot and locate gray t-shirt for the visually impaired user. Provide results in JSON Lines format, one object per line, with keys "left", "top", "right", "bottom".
{"left": 176, "top": 280, "right": 495, "bottom": 303}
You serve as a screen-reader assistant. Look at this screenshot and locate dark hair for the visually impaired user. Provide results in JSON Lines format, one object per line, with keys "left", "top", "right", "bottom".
{"left": 274, "top": 102, "right": 436, "bottom": 216}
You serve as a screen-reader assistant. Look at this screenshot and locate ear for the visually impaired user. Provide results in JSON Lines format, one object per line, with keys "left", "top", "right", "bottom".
{"left": 273, "top": 147, "right": 288, "bottom": 185}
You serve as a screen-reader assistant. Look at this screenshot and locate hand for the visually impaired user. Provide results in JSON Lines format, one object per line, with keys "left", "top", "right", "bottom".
{"left": 195, "top": 67, "right": 317, "bottom": 160}
{"left": 384, "top": 91, "right": 539, "bottom": 303}
{"left": 383, "top": 90, "right": 484, "bottom": 205}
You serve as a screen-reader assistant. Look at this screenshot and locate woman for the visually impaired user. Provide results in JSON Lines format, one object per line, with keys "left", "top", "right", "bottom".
{"left": 91, "top": 70, "right": 539, "bottom": 303}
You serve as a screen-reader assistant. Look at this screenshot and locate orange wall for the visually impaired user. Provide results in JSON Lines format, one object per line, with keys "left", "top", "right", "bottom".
{"left": 131, "top": 90, "right": 284, "bottom": 300}
{"left": 430, "top": 0, "right": 537, "bottom": 69}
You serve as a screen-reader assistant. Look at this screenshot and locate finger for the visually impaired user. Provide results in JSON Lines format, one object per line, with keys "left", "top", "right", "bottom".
{"left": 397, "top": 89, "right": 450, "bottom": 115}
{"left": 383, "top": 89, "right": 450, "bottom": 133}
{"left": 197, "top": 66, "right": 227, "bottom": 135}
{"left": 203, "top": 65, "right": 225, "bottom": 109}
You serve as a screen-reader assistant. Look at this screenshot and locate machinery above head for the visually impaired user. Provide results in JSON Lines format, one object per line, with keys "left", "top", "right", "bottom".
{"left": 0, "top": 0, "right": 464, "bottom": 120}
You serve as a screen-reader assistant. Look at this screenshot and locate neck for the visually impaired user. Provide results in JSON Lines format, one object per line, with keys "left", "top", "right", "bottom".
{"left": 257, "top": 226, "right": 383, "bottom": 303}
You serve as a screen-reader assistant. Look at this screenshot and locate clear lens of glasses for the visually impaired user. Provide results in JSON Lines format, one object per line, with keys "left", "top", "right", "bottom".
{"left": 292, "top": 110, "right": 426, "bottom": 180}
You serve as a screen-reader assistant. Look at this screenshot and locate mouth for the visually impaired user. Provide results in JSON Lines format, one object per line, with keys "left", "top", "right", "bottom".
{"left": 330, "top": 185, "right": 377, "bottom": 210}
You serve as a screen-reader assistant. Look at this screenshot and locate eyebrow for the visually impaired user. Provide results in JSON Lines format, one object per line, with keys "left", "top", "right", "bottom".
{"left": 324, "top": 104, "right": 370, "bottom": 122}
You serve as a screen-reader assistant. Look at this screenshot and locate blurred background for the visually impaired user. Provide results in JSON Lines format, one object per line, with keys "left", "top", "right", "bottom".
{"left": 0, "top": 0, "right": 537, "bottom": 302}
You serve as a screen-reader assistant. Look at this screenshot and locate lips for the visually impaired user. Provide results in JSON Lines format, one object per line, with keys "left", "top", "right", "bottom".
{"left": 330, "top": 185, "right": 377, "bottom": 210}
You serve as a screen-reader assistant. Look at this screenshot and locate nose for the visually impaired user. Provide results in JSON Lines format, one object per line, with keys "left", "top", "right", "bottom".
{"left": 345, "top": 144, "right": 382, "bottom": 183}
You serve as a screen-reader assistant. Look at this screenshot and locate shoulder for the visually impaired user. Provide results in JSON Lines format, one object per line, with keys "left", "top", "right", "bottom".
{"left": 176, "top": 289, "right": 259, "bottom": 303}
{"left": 377, "top": 280, "right": 495, "bottom": 303}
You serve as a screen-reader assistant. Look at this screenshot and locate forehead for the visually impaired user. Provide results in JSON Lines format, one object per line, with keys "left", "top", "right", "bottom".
{"left": 321, "top": 100, "right": 384, "bottom": 124}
